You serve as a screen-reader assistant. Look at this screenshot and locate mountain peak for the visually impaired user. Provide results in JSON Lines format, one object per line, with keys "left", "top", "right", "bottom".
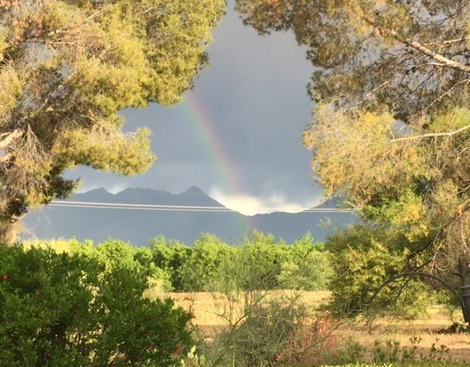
{"left": 184, "top": 186, "right": 206, "bottom": 195}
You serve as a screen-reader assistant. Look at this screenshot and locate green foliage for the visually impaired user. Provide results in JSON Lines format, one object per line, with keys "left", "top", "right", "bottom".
{"left": 235, "top": 231, "right": 287, "bottom": 290}
{"left": 236, "top": 0, "right": 470, "bottom": 121}
{"left": 303, "top": 104, "right": 470, "bottom": 275}
{"left": 0, "top": 245, "right": 191, "bottom": 367}
{"left": 319, "top": 337, "right": 366, "bottom": 366}
{"left": 0, "top": 0, "right": 225, "bottom": 235}
{"left": 318, "top": 335, "right": 455, "bottom": 367}
{"left": 149, "top": 236, "right": 191, "bottom": 291}
{"left": 178, "top": 233, "right": 232, "bottom": 291}
{"left": 0, "top": 63, "right": 23, "bottom": 116}
{"left": 71, "top": 239, "right": 173, "bottom": 292}
{"left": 182, "top": 281, "right": 318, "bottom": 367}
{"left": 204, "top": 231, "right": 332, "bottom": 292}
{"left": 236, "top": 0, "right": 470, "bottom": 320}
{"left": 371, "top": 339, "right": 401, "bottom": 364}
{"left": 326, "top": 224, "right": 434, "bottom": 319}
{"left": 149, "top": 231, "right": 334, "bottom": 292}
{"left": 278, "top": 234, "right": 333, "bottom": 290}
{"left": 26, "top": 231, "right": 333, "bottom": 293}
{"left": 303, "top": 106, "right": 427, "bottom": 203}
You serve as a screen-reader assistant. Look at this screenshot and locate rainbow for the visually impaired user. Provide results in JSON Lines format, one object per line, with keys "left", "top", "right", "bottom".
{"left": 181, "top": 92, "right": 256, "bottom": 233}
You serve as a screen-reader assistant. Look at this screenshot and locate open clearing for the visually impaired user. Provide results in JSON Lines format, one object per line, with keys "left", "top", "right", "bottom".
{"left": 168, "top": 291, "right": 470, "bottom": 362}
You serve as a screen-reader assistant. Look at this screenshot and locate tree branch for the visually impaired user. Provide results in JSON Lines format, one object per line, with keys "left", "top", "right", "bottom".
{"left": 390, "top": 124, "right": 470, "bottom": 142}
{"left": 0, "top": 129, "right": 23, "bottom": 150}
{"left": 363, "top": 16, "right": 470, "bottom": 74}
{"left": 0, "top": 153, "right": 12, "bottom": 163}
{"left": 395, "top": 33, "right": 470, "bottom": 73}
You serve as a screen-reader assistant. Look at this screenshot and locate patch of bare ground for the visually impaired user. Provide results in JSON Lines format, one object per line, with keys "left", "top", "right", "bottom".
{"left": 168, "top": 291, "right": 470, "bottom": 362}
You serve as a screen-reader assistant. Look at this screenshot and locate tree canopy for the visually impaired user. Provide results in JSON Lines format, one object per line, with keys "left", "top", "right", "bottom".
{"left": 236, "top": 0, "right": 470, "bottom": 312}
{"left": 0, "top": 0, "right": 224, "bottom": 241}
{"left": 236, "top": 0, "right": 470, "bottom": 121}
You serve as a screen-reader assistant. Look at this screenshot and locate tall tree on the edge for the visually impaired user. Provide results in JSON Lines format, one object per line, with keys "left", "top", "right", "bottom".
{"left": 236, "top": 0, "right": 470, "bottom": 313}
{"left": 0, "top": 0, "right": 225, "bottom": 242}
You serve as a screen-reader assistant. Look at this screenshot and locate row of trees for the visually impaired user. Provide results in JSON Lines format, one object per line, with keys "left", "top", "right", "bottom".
{"left": 54, "top": 231, "right": 333, "bottom": 293}
{"left": 29, "top": 230, "right": 439, "bottom": 319}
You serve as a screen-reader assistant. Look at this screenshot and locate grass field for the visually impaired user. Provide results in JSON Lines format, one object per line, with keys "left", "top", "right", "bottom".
{"left": 168, "top": 291, "right": 470, "bottom": 364}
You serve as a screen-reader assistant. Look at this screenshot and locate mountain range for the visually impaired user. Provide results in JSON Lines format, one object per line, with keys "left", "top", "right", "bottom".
{"left": 21, "top": 187, "right": 357, "bottom": 246}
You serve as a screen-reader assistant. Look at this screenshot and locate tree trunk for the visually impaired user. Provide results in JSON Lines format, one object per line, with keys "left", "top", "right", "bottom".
{"left": 458, "top": 259, "right": 470, "bottom": 326}
{"left": 0, "top": 221, "right": 19, "bottom": 245}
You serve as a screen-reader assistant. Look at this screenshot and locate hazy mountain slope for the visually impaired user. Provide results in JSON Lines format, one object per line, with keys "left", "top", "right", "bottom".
{"left": 252, "top": 211, "right": 355, "bottom": 243}
{"left": 22, "top": 187, "right": 356, "bottom": 245}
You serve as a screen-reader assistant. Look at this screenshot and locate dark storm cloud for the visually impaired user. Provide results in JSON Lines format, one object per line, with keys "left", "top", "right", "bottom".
{"left": 66, "top": 1, "right": 323, "bottom": 212}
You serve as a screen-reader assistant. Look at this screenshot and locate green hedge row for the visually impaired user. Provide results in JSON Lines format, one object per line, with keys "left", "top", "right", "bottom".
{"left": 28, "top": 231, "right": 333, "bottom": 293}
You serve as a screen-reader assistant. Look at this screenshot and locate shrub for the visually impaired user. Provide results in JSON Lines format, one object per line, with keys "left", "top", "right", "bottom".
{"left": 149, "top": 236, "right": 192, "bottom": 291}
{"left": 278, "top": 250, "right": 333, "bottom": 290}
{"left": 178, "top": 234, "right": 231, "bottom": 291}
{"left": 326, "top": 224, "right": 434, "bottom": 319}
{"left": 199, "top": 293, "right": 313, "bottom": 367}
{"left": 0, "top": 245, "right": 191, "bottom": 367}
{"left": 71, "top": 239, "right": 173, "bottom": 292}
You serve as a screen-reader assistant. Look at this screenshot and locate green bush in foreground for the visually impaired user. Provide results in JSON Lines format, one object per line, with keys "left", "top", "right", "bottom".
{"left": 0, "top": 245, "right": 191, "bottom": 367}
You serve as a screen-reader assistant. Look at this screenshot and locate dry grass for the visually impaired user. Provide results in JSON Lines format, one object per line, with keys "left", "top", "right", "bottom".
{"left": 169, "top": 290, "right": 330, "bottom": 329}
{"left": 168, "top": 291, "right": 470, "bottom": 362}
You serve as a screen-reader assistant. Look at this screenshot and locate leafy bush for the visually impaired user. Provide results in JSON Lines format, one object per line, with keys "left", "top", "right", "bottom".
{"left": 316, "top": 334, "right": 456, "bottom": 367}
{"left": 147, "top": 231, "right": 333, "bottom": 292}
{"left": 26, "top": 232, "right": 335, "bottom": 293}
{"left": 149, "top": 236, "right": 191, "bottom": 291}
{"left": 278, "top": 244, "right": 333, "bottom": 290}
{"left": 326, "top": 224, "right": 435, "bottom": 319}
{"left": 317, "top": 336, "right": 366, "bottom": 366}
{"left": 71, "top": 239, "right": 173, "bottom": 292}
{"left": 228, "top": 295, "right": 308, "bottom": 366}
{"left": 186, "top": 290, "right": 315, "bottom": 367}
{"left": 178, "top": 234, "right": 232, "bottom": 291}
{"left": 0, "top": 245, "right": 191, "bottom": 367}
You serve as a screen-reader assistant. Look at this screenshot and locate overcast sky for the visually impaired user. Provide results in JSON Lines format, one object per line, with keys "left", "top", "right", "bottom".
{"left": 65, "top": 1, "right": 323, "bottom": 215}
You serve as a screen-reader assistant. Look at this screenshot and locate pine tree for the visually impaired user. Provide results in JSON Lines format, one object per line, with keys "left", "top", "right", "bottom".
{"left": 0, "top": 0, "right": 224, "bottom": 242}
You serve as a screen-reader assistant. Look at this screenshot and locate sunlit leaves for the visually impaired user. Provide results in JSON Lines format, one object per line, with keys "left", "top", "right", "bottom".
{"left": 54, "top": 126, "right": 155, "bottom": 175}
{"left": 303, "top": 104, "right": 425, "bottom": 202}
{"left": 0, "top": 63, "right": 23, "bottom": 119}
{"left": 0, "top": 0, "right": 224, "bottom": 230}
{"left": 327, "top": 224, "right": 433, "bottom": 319}
{"left": 144, "top": 0, "right": 223, "bottom": 105}
{"left": 304, "top": 102, "right": 470, "bottom": 271}
{"left": 236, "top": 0, "right": 470, "bottom": 121}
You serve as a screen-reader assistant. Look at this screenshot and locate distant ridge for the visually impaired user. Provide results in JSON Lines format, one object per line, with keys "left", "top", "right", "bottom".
{"left": 22, "top": 187, "right": 357, "bottom": 246}
{"left": 71, "top": 186, "right": 224, "bottom": 207}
